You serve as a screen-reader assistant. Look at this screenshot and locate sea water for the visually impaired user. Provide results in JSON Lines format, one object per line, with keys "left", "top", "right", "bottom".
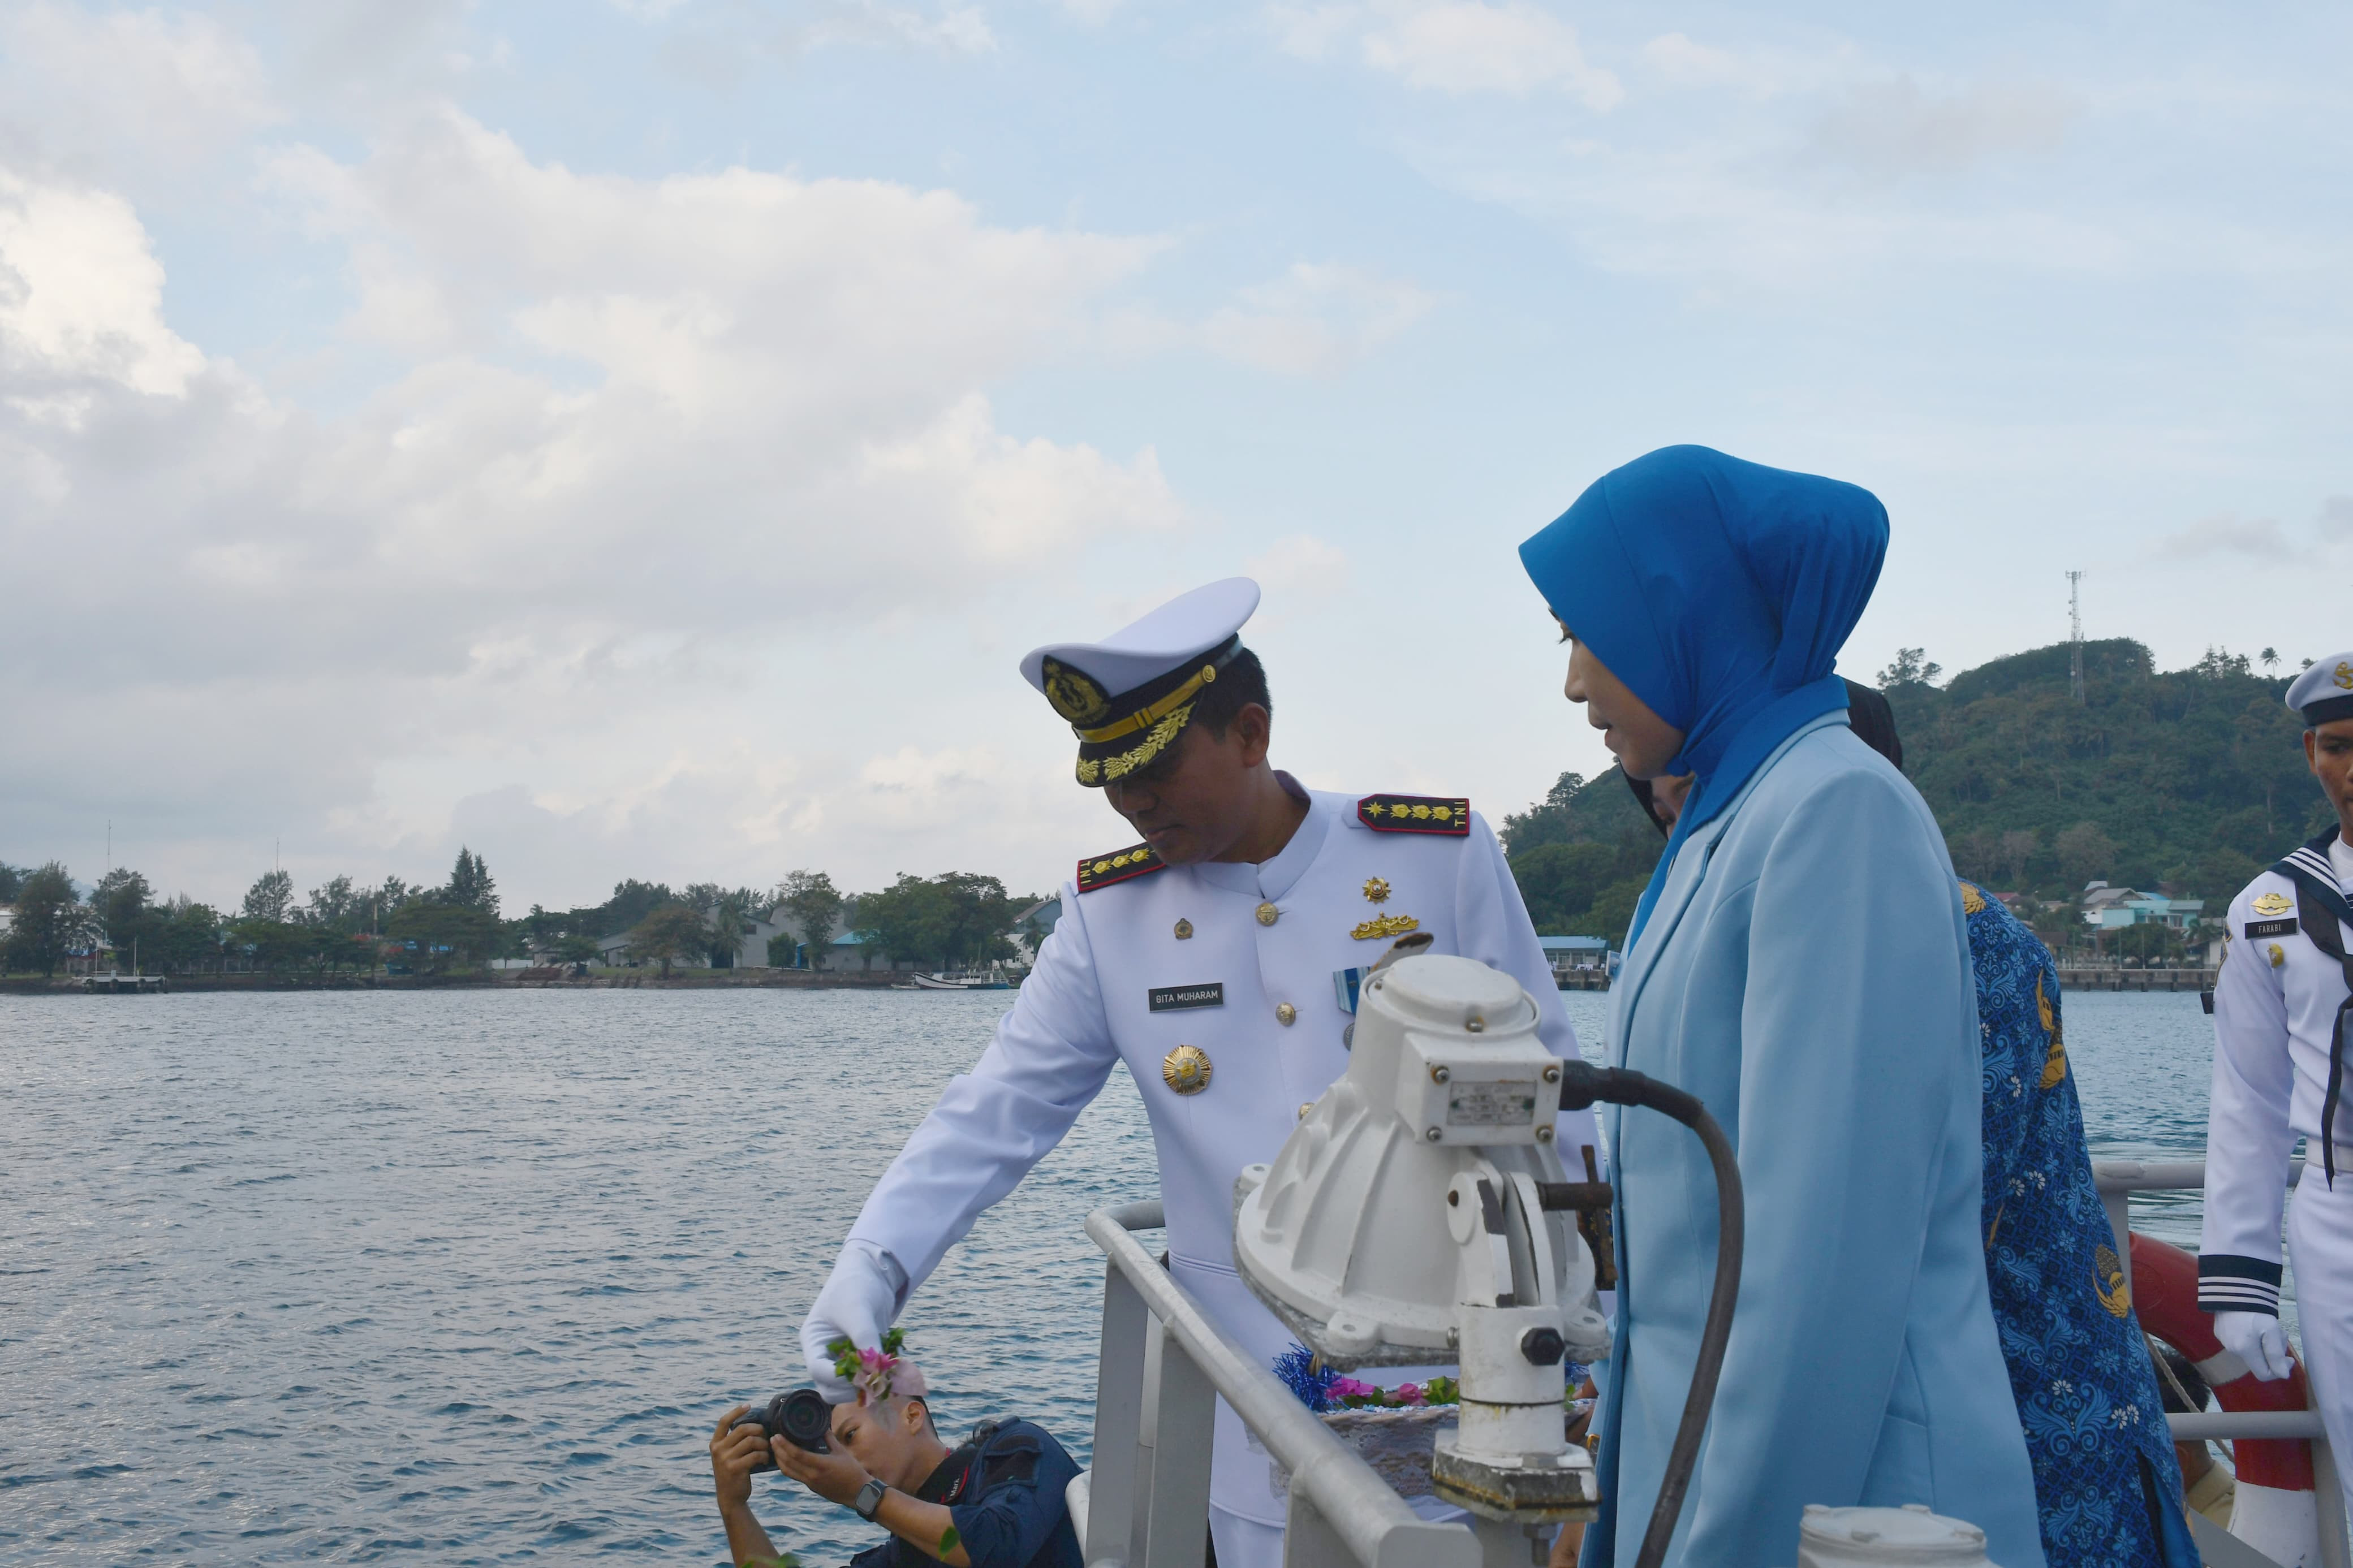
{"left": 0, "top": 987, "right": 2229, "bottom": 1563}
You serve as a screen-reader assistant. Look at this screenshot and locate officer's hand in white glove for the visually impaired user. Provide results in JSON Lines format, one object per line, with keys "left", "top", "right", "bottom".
{"left": 801, "top": 1242, "right": 904, "bottom": 1401}
{"left": 2214, "top": 1310, "right": 2295, "bottom": 1381}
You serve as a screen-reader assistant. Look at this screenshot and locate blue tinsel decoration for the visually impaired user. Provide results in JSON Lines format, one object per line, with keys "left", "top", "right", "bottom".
{"left": 1272, "top": 1343, "right": 1338, "bottom": 1413}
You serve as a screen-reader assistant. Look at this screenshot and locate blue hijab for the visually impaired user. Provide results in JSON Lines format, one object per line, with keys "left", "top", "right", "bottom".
{"left": 1518, "top": 444, "right": 1887, "bottom": 947}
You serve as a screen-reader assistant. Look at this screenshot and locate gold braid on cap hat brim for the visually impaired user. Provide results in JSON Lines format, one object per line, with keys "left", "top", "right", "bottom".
{"left": 1076, "top": 706, "right": 1192, "bottom": 787}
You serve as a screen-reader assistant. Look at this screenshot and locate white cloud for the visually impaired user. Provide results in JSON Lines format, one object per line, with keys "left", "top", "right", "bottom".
{"left": 1639, "top": 31, "right": 1848, "bottom": 98}
{"left": 1204, "top": 262, "right": 1434, "bottom": 374}
{"left": 0, "top": 3, "right": 278, "bottom": 179}
{"left": 1272, "top": 1, "right": 1620, "bottom": 108}
{"left": 2151, "top": 514, "right": 2297, "bottom": 561}
{"left": 0, "top": 169, "right": 206, "bottom": 405}
{"left": 1804, "top": 77, "right": 2078, "bottom": 183}
{"left": 0, "top": 114, "right": 1188, "bottom": 902}
{"left": 1114, "top": 261, "right": 1434, "bottom": 375}
{"left": 1243, "top": 534, "right": 1351, "bottom": 606}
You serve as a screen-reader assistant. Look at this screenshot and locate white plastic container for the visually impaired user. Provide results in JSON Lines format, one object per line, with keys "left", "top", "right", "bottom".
{"left": 1794, "top": 1504, "right": 2000, "bottom": 1567}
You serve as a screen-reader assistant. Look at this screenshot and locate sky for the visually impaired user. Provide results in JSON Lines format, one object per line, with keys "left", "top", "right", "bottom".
{"left": 2, "top": 0, "right": 2348, "bottom": 914}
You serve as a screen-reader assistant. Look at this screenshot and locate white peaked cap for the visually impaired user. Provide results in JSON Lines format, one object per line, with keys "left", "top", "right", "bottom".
{"left": 2287, "top": 653, "right": 2353, "bottom": 725}
{"left": 1019, "top": 578, "right": 1262, "bottom": 699}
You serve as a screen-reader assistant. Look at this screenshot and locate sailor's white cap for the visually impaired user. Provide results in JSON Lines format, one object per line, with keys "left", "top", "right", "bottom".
{"left": 1020, "top": 578, "right": 1261, "bottom": 786}
{"left": 2287, "top": 653, "right": 2353, "bottom": 727}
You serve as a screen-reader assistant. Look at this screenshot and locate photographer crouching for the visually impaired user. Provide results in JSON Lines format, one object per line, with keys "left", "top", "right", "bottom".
{"left": 710, "top": 1333, "right": 1081, "bottom": 1568}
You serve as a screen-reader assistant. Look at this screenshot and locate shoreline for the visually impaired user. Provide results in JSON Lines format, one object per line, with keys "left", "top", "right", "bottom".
{"left": 0, "top": 969, "right": 933, "bottom": 996}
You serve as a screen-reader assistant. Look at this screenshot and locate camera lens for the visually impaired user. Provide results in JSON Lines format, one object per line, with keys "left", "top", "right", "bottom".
{"left": 778, "top": 1387, "right": 833, "bottom": 1453}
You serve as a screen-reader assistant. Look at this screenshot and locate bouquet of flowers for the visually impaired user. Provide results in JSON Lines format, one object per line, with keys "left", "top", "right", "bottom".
{"left": 1274, "top": 1345, "right": 1460, "bottom": 1414}
{"left": 824, "top": 1327, "right": 929, "bottom": 1407}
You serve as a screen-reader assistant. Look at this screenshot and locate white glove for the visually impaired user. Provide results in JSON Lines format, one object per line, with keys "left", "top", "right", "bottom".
{"left": 801, "top": 1241, "right": 906, "bottom": 1401}
{"left": 2214, "top": 1310, "right": 2295, "bottom": 1381}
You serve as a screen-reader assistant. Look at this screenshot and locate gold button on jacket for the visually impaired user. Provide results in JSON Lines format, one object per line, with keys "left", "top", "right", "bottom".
{"left": 1275, "top": 1003, "right": 1297, "bottom": 1026}
{"left": 1256, "top": 901, "right": 1279, "bottom": 926}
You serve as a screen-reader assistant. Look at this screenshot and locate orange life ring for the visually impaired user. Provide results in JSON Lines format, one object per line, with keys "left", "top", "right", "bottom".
{"left": 2130, "top": 1230, "right": 2316, "bottom": 1493}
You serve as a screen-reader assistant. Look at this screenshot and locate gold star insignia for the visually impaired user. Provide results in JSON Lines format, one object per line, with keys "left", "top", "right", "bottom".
{"left": 1363, "top": 877, "right": 1391, "bottom": 904}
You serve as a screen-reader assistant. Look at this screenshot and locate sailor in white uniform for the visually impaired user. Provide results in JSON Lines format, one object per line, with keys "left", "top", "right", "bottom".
{"left": 799, "top": 578, "right": 1602, "bottom": 1567}
{"left": 2200, "top": 651, "right": 2353, "bottom": 1524}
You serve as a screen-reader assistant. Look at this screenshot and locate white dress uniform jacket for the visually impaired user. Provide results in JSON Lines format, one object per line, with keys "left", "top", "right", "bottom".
{"left": 2199, "top": 836, "right": 2353, "bottom": 1315}
{"left": 833, "top": 779, "right": 1601, "bottom": 1532}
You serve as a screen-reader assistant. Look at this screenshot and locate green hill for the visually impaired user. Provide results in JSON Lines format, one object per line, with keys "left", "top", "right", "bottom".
{"left": 1503, "top": 638, "right": 2333, "bottom": 944}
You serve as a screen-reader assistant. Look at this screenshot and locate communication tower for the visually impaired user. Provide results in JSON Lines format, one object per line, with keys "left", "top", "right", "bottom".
{"left": 2066, "top": 571, "right": 2085, "bottom": 703}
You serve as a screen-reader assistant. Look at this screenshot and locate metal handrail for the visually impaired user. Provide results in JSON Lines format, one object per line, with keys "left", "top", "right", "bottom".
{"left": 1081, "top": 1201, "right": 1484, "bottom": 1568}
{"left": 2089, "top": 1159, "right": 2348, "bottom": 1568}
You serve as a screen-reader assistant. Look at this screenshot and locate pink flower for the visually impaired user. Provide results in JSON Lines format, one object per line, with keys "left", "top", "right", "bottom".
{"left": 851, "top": 1348, "right": 927, "bottom": 1405}
{"left": 1329, "top": 1377, "right": 1380, "bottom": 1401}
{"left": 1394, "top": 1383, "right": 1424, "bottom": 1406}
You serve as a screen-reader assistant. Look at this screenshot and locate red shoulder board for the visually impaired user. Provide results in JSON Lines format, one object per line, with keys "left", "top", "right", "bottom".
{"left": 1358, "top": 794, "right": 1471, "bottom": 835}
{"left": 1075, "top": 842, "right": 1168, "bottom": 893}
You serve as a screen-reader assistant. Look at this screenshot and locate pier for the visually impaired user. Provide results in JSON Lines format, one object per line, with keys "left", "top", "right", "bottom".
{"left": 81, "top": 973, "right": 166, "bottom": 994}
{"left": 2054, "top": 967, "right": 2214, "bottom": 993}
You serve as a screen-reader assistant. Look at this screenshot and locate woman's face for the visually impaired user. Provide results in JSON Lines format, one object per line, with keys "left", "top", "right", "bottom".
{"left": 1562, "top": 632, "right": 1687, "bottom": 780}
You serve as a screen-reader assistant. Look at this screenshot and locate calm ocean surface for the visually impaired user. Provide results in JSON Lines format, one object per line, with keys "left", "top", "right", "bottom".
{"left": 0, "top": 987, "right": 2227, "bottom": 1563}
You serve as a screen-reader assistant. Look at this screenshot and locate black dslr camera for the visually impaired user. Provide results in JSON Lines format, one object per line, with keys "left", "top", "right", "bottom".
{"left": 733, "top": 1388, "right": 833, "bottom": 1468}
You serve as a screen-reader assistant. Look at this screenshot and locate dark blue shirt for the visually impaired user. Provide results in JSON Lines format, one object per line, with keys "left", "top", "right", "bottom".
{"left": 846, "top": 1419, "right": 1081, "bottom": 1568}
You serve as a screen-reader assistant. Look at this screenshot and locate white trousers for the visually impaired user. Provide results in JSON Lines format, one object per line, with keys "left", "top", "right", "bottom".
{"left": 2288, "top": 1167, "right": 2353, "bottom": 1531}
{"left": 1210, "top": 1504, "right": 1284, "bottom": 1568}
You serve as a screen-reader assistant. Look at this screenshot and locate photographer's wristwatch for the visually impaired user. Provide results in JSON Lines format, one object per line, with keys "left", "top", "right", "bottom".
{"left": 852, "top": 1478, "right": 889, "bottom": 1521}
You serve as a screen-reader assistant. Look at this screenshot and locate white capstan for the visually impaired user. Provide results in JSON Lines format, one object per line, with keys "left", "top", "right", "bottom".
{"left": 1232, "top": 951, "right": 1609, "bottom": 1506}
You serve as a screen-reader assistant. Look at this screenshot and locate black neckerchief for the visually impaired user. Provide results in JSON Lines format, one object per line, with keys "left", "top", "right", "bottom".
{"left": 2269, "top": 829, "right": 2353, "bottom": 1185}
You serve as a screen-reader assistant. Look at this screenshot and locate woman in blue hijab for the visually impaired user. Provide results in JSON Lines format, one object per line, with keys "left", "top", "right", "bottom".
{"left": 1520, "top": 447, "right": 2045, "bottom": 1568}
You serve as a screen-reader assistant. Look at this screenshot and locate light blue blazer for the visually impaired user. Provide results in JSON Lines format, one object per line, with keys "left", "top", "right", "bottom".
{"left": 1588, "top": 714, "right": 2045, "bottom": 1568}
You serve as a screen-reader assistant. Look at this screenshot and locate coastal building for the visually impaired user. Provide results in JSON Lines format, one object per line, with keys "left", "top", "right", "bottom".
{"left": 2079, "top": 882, "right": 2205, "bottom": 931}
{"left": 719, "top": 910, "right": 788, "bottom": 969}
{"left": 1009, "top": 897, "right": 1062, "bottom": 966}
{"left": 1539, "top": 935, "right": 1612, "bottom": 979}
{"left": 818, "top": 933, "right": 919, "bottom": 973}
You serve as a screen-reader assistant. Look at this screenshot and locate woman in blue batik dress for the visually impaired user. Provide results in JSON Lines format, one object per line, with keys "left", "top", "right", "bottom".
{"left": 1963, "top": 876, "right": 2199, "bottom": 1568}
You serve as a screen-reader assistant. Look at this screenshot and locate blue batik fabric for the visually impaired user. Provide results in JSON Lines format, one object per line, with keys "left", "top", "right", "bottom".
{"left": 1966, "top": 882, "right": 2197, "bottom": 1568}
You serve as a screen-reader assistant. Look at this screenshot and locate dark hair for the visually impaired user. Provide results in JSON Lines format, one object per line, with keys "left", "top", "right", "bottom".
{"left": 2152, "top": 1345, "right": 2209, "bottom": 1414}
{"left": 1841, "top": 679, "right": 1903, "bottom": 770}
{"left": 1194, "top": 646, "right": 1272, "bottom": 737}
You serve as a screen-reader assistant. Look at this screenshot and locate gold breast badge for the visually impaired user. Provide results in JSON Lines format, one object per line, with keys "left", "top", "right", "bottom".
{"left": 1162, "top": 1043, "right": 1212, "bottom": 1095}
{"left": 1351, "top": 913, "right": 1420, "bottom": 941}
{"left": 1362, "top": 877, "right": 1391, "bottom": 905}
{"left": 2094, "top": 1244, "right": 2131, "bottom": 1318}
{"left": 1174, "top": 918, "right": 1193, "bottom": 940}
{"left": 2253, "top": 892, "right": 2294, "bottom": 917}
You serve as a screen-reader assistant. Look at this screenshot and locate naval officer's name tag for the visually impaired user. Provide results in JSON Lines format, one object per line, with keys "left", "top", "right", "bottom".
{"left": 1149, "top": 982, "right": 1225, "bottom": 1012}
{"left": 2246, "top": 917, "right": 2299, "bottom": 938}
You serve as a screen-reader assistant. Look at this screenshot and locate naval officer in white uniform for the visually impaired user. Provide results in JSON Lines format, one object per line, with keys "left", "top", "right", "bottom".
{"left": 799, "top": 578, "right": 1602, "bottom": 1567}
{"left": 2200, "top": 651, "right": 2353, "bottom": 1526}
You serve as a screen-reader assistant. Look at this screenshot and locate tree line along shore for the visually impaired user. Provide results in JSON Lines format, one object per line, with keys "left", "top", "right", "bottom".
{"left": 1, "top": 636, "right": 2323, "bottom": 985}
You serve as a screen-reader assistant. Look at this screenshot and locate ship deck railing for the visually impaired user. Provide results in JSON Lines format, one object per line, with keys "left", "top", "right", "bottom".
{"left": 2095, "top": 1157, "right": 2350, "bottom": 1568}
{"left": 1078, "top": 1172, "right": 2348, "bottom": 1568}
{"left": 1077, "top": 1199, "right": 1507, "bottom": 1567}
